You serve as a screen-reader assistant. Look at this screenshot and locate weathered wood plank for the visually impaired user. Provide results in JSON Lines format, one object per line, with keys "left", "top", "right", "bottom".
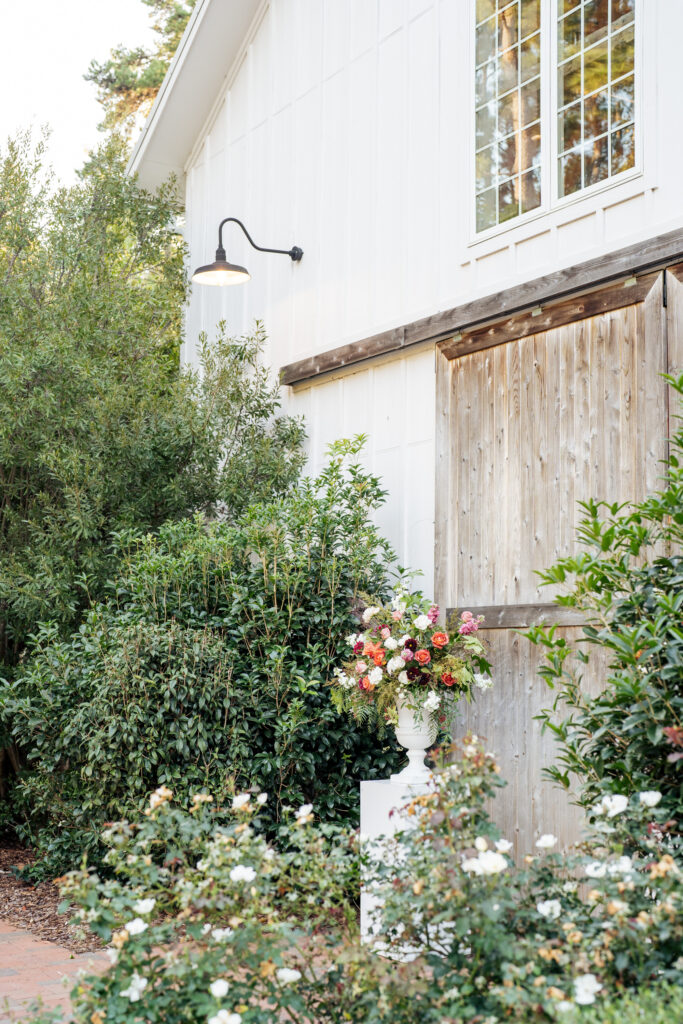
{"left": 447, "top": 603, "right": 588, "bottom": 628}
{"left": 434, "top": 351, "right": 452, "bottom": 607}
{"left": 280, "top": 231, "right": 683, "bottom": 385}
{"left": 438, "top": 272, "right": 657, "bottom": 361}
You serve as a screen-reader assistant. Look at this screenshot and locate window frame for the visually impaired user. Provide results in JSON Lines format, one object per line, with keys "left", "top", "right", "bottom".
{"left": 470, "top": 0, "right": 643, "bottom": 245}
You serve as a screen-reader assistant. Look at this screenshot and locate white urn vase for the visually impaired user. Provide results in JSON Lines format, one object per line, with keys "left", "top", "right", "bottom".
{"left": 390, "top": 697, "right": 438, "bottom": 784}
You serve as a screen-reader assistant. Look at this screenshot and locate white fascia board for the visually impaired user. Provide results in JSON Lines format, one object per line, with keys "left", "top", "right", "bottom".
{"left": 127, "top": 0, "right": 260, "bottom": 193}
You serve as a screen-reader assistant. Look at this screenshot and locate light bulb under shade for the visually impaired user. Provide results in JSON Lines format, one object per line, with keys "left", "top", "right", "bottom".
{"left": 191, "top": 259, "right": 251, "bottom": 286}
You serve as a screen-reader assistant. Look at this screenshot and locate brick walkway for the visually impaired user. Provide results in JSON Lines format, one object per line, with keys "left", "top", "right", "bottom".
{"left": 0, "top": 921, "right": 108, "bottom": 1023}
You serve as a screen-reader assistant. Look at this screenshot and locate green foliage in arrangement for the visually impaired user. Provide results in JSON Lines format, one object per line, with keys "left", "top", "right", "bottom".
{"left": 0, "top": 132, "right": 304, "bottom": 683}
{"left": 29, "top": 741, "right": 682, "bottom": 1023}
{"left": 85, "top": 0, "right": 197, "bottom": 133}
{"left": 2, "top": 440, "right": 402, "bottom": 876}
{"left": 527, "top": 374, "right": 683, "bottom": 826}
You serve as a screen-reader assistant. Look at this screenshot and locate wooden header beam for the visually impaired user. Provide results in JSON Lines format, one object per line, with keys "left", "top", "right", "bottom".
{"left": 446, "top": 604, "right": 588, "bottom": 629}
{"left": 280, "top": 227, "right": 683, "bottom": 386}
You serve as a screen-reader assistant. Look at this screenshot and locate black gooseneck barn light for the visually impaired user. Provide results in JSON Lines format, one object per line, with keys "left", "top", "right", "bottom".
{"left": 191, "top": 216, "right": 303, "bottom": 286}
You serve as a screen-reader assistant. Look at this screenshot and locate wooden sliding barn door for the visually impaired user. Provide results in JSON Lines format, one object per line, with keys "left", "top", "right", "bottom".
{"left": 435, "top": 269, "right": 679, "bottom": 854}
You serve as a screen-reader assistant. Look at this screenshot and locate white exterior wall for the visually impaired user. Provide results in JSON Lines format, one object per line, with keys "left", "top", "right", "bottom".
{"left": 180, "top": 0, "right": 683, "bottom": 585}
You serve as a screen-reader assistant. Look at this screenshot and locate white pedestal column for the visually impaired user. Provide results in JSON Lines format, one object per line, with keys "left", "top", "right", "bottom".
{"left": 360, "top": 777, "right": 431, "bottom": 942}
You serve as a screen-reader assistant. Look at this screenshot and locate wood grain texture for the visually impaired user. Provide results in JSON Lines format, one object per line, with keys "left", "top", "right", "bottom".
{"left": 455, "top": 628, "right": 609, "bottom": 858}
{"left": 279, "top": 234, "right": 683, "bottom": 385}
{"left": 446, "top": 604, "right": 588, "bottom": 628}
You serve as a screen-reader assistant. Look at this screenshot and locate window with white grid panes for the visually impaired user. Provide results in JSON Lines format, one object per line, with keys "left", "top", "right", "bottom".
{"left": 557, "top": 0, "right": 635, "bottom": 197}
{"left": 475, "top": 0, "right": 542, "bottom": 232}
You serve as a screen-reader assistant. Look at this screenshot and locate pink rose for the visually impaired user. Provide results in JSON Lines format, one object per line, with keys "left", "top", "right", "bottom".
{"left": 356, "top": 661, "right": 367, "bottom": 673}
{"left": 380, "top": 627, "right": 391, "bottom": 639}
{"left": 458, "top": 619, "right": 478, "bottom": 635}
{"left": 353, "top": 641, "right": 364, "bottom": 655}
{"left": 401, "top": 648, "right": 414, "bottom": 662}
{"left": 460, "top": 610, "right": 474, "bottom": 623}
{"left": 392, "top": 610, "right": 403, "bottom": 621}
{"left": 427, "top": 605, "right": 439, "bottom": 624}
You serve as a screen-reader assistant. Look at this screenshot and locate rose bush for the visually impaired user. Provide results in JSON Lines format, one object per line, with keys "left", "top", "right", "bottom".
{"left": 31, "top": 739, "right": 682, "bottom": 1023}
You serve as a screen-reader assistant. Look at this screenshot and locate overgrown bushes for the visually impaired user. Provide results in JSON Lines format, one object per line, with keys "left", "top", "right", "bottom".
{"left": 2, "top": 440, "right": 402, "bottom": 875}
{"left": 529, "top": 373, "right": 683, "bottom": 827}
{"left": 39, "top": 739, "right": 683, "bottom": 1023}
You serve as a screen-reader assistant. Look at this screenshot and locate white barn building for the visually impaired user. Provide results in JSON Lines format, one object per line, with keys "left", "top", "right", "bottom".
{"left": 129, "top": 0, "right": 683, "bottom": 850}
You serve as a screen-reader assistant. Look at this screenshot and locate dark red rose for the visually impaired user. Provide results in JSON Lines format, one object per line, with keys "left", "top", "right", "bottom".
{"left": 353, "top": 641, "right": 364, "bottom": 655}
{"left": 406, "top": 664, "right": 421, "bottom": 681}
{"left": 404, "top": 638, "right": 418, "bottom": 652}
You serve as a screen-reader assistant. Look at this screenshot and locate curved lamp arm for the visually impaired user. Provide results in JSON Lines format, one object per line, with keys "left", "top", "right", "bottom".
{"left": 217, "top": 217, "right": 303, "bottom": 262}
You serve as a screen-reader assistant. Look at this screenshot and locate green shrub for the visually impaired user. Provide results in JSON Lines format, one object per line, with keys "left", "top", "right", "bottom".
{"left": 564, "top": 983, "right": 683, "bottom": 1023}
{"left": 527, "top": 374, "right": 683, "bottom": 828}
{"left": 2, "top": 440, "right": 402, "bottom": 875}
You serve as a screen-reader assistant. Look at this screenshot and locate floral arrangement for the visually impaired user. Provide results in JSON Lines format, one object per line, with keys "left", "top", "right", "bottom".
{"left": 330, "top": 588, "right": 491, "bottom": 731}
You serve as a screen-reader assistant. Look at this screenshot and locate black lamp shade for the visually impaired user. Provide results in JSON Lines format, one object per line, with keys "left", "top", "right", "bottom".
{"left": 191, "top": 258, "right": 250, "bottom": 286}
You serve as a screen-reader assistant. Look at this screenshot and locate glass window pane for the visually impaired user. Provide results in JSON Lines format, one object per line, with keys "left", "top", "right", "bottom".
{"left": 474, "top": 0, "right": 542, "bottom": 232}
{"left": 521, "top": 166, "right": 541, "bottom": 213}
{"left": 611, "top": 123, "right": 635, "bottom": 174}
{"left": 498, "top": 89, "right": 518, "bottom": 136}
{"left": 499, "top": 3, "right": 518, "bottom": 53}
{"left": 611, "top": 23, "right": 635, "bottom": 80}
{"left": 498, "top": 132, "right": 519, "bottom": 181}
{"left": 583, "top": 0, "right": 609, "bottom": 46}
{"left": 611, "top": 0, "right": 635, "bottom": 32}
{"left": 476, "top": 16, "right": 497, "bottom": 67}
{"left": 476, "top": 146, "right": 497, "bottom": 192}
{"left": 584, "top": 39, "right": 609, "bottom": 94}
{"left": 560, "top": 0, "right": 580, "bottom": 13}
{"left": 520, "top": 32, "right": 540, "bottom": 82}
{"left": 559, "top": 150, "right": 583, "bottom": 196}
{"left": 584, "top": 134, "right": 609, "bottom": 186}
{"left": 476, "top": 188, "right": 497, "bottom": 231}
{"left": 559, "top": 54, "right": 582, "bottom": 107}
{"left": 519, "top": 0, "right": 540, "bottom": 39}
{"left": 521, "top": 77, "right": 540, "bottom": 126}
{"left": 584, "top": 88, "right": 609, "bottom": 140}
{"left": 611, "top": 74, "right": 634, "bottom": 127}
{"left": 499, "top": 45, "right": 519, "bottom": 93}
{"left": 475, "top": 61, "right": 498, "bottom": 107}
{"left": 558, "top": 100, "right": 582, "bottom": 152}
{"left": 559, "top": 7, "right": 582, "bottom": 60}
{"left": 499, "top": 178, "right": 520, "bottom": 222}
{"left": 520, "top": 122, "right": 541, "bottom": 172}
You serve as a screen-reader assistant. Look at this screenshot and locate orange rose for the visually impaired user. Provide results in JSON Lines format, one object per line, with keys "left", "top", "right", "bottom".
{"left": 441, "top": 672, "right": 455, "bottom": 686}
{"left": 360, "top": 676, "right": 375, "bottom": 691}
{"left": 432, "top": 631, "right": 449, "bottom": 648}
{"left": 415, "top": 649, "right": 431, "bottom": 665}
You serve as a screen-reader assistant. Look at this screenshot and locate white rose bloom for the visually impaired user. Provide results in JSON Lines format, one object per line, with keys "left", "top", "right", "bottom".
{"left": 591, "top": 802, "right": 606, "bottom": 816}
{"left": 398, "top": 670, "right": 409, "bottom": 685}
{"left": 639, "top": 790, "right": 662, "bottom": 808}
{"left": 346, "top": 633, "right": 358, "bottom": 647}
{"left": 585, "top": 861, "right": 607, "bottom": 879}
{"left": 257, "top": 792, "right": 268, "bottom": 805}
{"left": 537, "top": 899, "right": 562, "bottom": 920}
{"left": 495, "top": 838, "right": 513, "bottom": 853}
{"left": 369, "top": 666, "right": 383, "bottom": 685}
{"left": 399, "top": 634, "right": 411, "bottom": 645}
{"left": 474, "top": 837, "right": 488, "bottom": 852}
{"left": 387, "top": 655, "right": 404, "bottom": 674}
{"left": 535, "top": 834, "right": 558, "bottom": 849}
{"left": 477, "top": 850, "right": 508, "bottom": 875}
{"left": 556, "top": 1001, "right": 573, "bottom": 1013}
{"left": 133, "top": 898, "right": 155, "bottom": 916}
{"left": 414, "top": 615, "right": 430, "bottom": 631}
{"left": 232, "top": 793, "right": 251, "bottom": 810}
{"left": 276, "top": 967, "right": 302, "bottom": 984}
{"left": 423, "top": 691, "right": 440, "bottom": 712}
{"left": 384, "top": 637, "right": 399, "bottom": 650}
{"left": 574, "top": 973, "right": 602, "bottom": 1005}
{"left": 125, "top": 917, "right": 148, "bottom": 936}
{"left": 362, "top": 606, "right": 380, "bottom": 623}
{"left": 229, "top": 865, "right": 257, "bottom": 883}
{"left": 106, "top": 948, "right": 119, "bottom": 964}
{"left": 209, "top": 979, "right": 230, "bottom": 998}
{"left": 296, "top": 803, "right": 314, "bottom": 824}
{"left": 473, "top": 673, "right": 493, "bottom": 691}
{"left": 208, "top": 1013, "right": 242, "bottom": 1024}
{"left": 461, "top": 857, "right": 483, "bottom": 875}
{"left": 601, "top": 794, "right": 628, "bottom": 817}
{"left": 211, "top": 928, "right": 234, "bottom": 942}
{"left": 120, "top": 972, "right": 148, "bottom": 1002}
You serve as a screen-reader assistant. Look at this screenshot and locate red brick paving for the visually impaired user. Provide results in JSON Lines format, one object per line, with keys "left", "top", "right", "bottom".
{"left": 0, "top": 921, "right": 108, "bottom": 1022}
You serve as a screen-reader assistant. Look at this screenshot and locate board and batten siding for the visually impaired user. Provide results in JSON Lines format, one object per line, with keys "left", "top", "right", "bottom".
{"left": 435, "top": 271, "right": 677, "bottom": 853}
